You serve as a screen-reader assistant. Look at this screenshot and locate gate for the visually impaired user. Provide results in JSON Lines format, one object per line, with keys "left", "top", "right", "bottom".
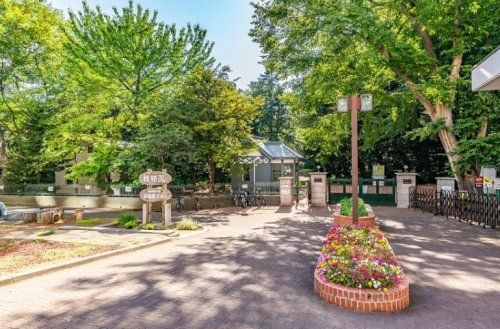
{"left": 328, "top": 178, "right": 396, "bottom": 206}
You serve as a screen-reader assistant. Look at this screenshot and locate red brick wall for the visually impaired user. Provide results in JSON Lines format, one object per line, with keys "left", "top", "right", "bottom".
{"left": 314, "top": 270, "right": 410, "bottom": 312}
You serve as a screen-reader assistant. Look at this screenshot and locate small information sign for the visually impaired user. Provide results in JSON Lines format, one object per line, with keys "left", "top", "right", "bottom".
{"left": 139, "top": 187, "right": 172, "bottom": 203}
{"left": 125, "top": 186, "right": 132, "bottom": 193}
{"left": 475, "top": 177, "right": 483, "bottom": 188}
{"left": 483, "top": 177, "right": 493, "bottom": 188}
{"left": 494, "top": 178, "right": 500, "bottom": 190}
{"left": 47, "top": 186, "right": 54, "bottom": 192}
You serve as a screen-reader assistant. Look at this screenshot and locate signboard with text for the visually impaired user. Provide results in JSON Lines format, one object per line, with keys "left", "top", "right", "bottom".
{"left": 139, "top": 171, "right": 172, "bottom": 186}
{"left": 139, "top": 187, "right": 172, "bottom": 202}
{"left": 475, "top": 177, "right": 483, "bottom": 188}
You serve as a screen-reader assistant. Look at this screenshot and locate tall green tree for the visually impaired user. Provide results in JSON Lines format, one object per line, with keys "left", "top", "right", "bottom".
{"left": 65, "top": 0, "right": 214, "bottom": 122}
{"left": 49, "top": 0, "right": 216, "bottom": 184}
{"left": 163, "top": 68, "right": 261, "bottom": 192}
{"left": 0, "top": 0, "right": 66, "bottom": 183}
{"left": 251, "top": 0, "right": 499, "bottom": 187}
{"left": 249, "top": 71, "right": 292, "bottom": 142}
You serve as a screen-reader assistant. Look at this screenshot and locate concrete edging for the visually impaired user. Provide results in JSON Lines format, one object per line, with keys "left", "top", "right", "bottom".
{"left": 0, "top": 226, "right": 209, "bottom": 287}
{"left": 59, "top": 225, "right": 180, "bottom": 236}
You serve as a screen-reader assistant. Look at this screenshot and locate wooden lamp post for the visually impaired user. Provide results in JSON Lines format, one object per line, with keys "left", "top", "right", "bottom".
{"left": 337, "top": 94, "right": 372, "bottom": 224}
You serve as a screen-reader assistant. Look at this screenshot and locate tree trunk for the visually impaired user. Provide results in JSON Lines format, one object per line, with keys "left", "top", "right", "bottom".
{"left": 208, "top": 156, "right": 216, "bottom": 193}
{"left": 436, "top": 128, "right": 464, "bottom": 188}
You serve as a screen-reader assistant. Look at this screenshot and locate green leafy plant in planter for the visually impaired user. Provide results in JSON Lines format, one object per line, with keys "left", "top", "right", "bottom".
{"left": 340, "top": 197, "right": 368, "bottom": 216}
{"left": 114, "top": 212, "right": 138, "bottom": 229}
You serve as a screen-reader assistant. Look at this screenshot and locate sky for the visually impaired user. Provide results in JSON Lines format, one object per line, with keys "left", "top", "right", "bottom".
{"left": 49, "top": 0, "right": 264, "bottom": 89}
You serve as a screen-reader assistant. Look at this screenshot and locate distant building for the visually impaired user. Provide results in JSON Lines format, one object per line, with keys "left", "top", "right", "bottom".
{"left": 232, "top": 140, "right": 303, "bottom": 194}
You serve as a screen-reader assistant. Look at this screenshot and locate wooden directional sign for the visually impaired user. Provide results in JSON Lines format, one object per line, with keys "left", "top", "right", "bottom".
{"left": 139, "top": 187, "right": 172, "bottom": 202}
{"left": 139, "top": 171, "right": 172, "bottom": 186}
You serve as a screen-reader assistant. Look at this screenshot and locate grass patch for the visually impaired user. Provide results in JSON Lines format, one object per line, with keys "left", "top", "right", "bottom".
{"left": 37, "top": 229, "right": 55, "bottom": 236}
{"left": 0, "top": 239, "right": 118, "bottom": 276}
{"left": 73, "top": 218, "right": 114, "bottom": 227}
{"left": 171, "top": 217, "right": 201, "bottom": 231}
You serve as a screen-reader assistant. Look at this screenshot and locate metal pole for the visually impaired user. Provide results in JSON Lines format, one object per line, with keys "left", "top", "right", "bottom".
{"left": 253, "top": 160, "right": 256, "bottom": 195}
{"left": 350, "top": 95, "right": 359, "bottom": 225}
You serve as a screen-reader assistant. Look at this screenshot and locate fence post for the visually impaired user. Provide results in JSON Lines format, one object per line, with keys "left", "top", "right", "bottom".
{"left": 395, "top": 173, "right": 417, "bottom": 208}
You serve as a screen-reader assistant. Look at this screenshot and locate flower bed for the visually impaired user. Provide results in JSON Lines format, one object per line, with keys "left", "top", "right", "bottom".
{"left": 314, "top": 225, "right": 409, "bottom": 312}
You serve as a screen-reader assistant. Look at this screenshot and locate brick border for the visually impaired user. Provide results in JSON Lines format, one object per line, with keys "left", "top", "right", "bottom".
{"left": 314, "top": 221, "right": 410, "bottom": 312}
{"left": 333, "top": 204, "right": 376, "bottom": 228}
{"left": 314, "top": 270, "right": 409, "bottom": 312}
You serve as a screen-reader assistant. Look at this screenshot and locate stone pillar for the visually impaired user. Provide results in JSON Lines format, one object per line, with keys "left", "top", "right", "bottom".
{"left": 436, "top": 177, "right": 455, "bottom": 192}
{"left": 55, "top": 170, "right": 67, "bottom": 186}
{"left": 279, "top": 177, "right": 293, "bottom": 206}
{"left": 395, "top": 173, "right": 417, "bottom": 208}
{"left": 164, "top": 203, "right": 171, "bottom": 226}
{"left": 310, "top": 172, "right": 328, "bottom": 206}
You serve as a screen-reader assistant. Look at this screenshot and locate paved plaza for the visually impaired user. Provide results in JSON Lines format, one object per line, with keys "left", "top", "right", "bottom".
{"left": 0, "top": 205, "right": 499, "bottom": 328}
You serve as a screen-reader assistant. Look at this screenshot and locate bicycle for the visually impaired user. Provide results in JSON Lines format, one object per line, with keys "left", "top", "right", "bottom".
{"left": 175, "top": 195, "right": 184, "bottom": 212}
{"left": 248, "top": 192, "right": 266, "bottom": 207}
{"left": 234, "top": 190, "right": 249, "bottom": 208}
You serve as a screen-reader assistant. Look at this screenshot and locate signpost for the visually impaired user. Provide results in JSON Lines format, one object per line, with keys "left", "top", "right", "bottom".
{"left": 337, "top": 94, "right": 373, "bottom": 224}
{"left": 139, "top": 169, "right": 173, "bottom": 225}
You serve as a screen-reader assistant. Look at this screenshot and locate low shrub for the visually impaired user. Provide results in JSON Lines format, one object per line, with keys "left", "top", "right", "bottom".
{"left": 122, "top": 221, "right": 137, "bottom": 229}
{"left": 37, "top": 229, "right": 55, "bottom": 237}
{"left": 174, "top": 217, "right": 200, "bottom": 230}
{"left": 316, "top": 225, "right": 401, "bottom": 290}
{"left": 116, "top": 212, "right": 137, "bottom": 225}
{"left": 340, "top": 197, "right": 368, "bottom": 216}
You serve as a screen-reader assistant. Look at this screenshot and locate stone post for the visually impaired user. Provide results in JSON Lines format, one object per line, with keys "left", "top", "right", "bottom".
{"left": 436, "top": 177, "right": 456, "bottom": 192}
{"left": 164, "top": 202, "right": 171, "bottom": 226}
{"left": 395, "top": 173, "right": 417, "bottom": 208}
{"left": 310, "top": 172, "right": 328, "bottom": 206}
{"left": 279, "top": 177, "right": 293, "bottom": 206}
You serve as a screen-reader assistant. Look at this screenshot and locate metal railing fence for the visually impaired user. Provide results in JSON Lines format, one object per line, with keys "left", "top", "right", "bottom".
{"left": 410, "top": 186, "right": 499, "bottom": 229}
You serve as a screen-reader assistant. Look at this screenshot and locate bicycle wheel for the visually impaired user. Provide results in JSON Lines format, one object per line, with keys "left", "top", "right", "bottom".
{"left": 247, "top": 195, "right": 257, "bottom": 206}
{"left": 176, "top": 202, "right": 184, "bottom": 212}
{"left": 258, "top": 197, "right": 266, "bottom": 206}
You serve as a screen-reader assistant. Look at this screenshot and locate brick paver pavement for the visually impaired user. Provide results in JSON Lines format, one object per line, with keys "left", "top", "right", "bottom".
{"left": 0, "top": 205, "right": 499, "bottom": 328}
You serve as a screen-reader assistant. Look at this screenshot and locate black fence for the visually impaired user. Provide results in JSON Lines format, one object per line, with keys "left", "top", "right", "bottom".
{"left": 410, "top": 186, "right": 499, "bottom": 229}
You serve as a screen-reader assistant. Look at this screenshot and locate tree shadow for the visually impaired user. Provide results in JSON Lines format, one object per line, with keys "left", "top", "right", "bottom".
{"left": 4, "top": 206, "right": 500, "bottom": 328}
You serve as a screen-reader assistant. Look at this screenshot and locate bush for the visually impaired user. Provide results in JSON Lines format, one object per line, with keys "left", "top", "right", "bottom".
{"left": 340, "top": 197, "right": 368, "bottom": 216}
{"left": 174, "top": 217, "right": 200, "bottom": 230}
{"left": 116, "top": 212, "right": 137, "bottom": 225}
{"left": 316, "top": 225, "right": 401, "bottom": 290}
{"left": 122, "top": 221, "right": 137, "bottom": 229}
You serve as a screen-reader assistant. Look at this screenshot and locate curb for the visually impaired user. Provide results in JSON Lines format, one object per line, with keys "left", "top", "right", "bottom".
{"left": 0, "top": 226, "right": 209, "bottom": 287}
{"left": 59, "top": 225, "right": 180, "bottom": 236}
{"left": 0, "top": 237, "right": 171, "bottom": 287}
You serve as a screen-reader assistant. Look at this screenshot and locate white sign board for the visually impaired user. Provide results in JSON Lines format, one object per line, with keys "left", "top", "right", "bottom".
{"left": 281, "top": 188, "right": 290, "bottom": 195}
{"left": 47, "top": 186, "right": 54, "bottom": 192}
{"left": 494, "top": 178, "right": 500, "bottom": 190}
{"left": 125, "top": 186, "right": 132, "bottom": 192}
{"left": 139, "top": 187, "right": 172, "bottom": 202}
{"left": 85, "top": 185, "right": 91, "bottom": 191}
{"left": 139, "top": 171, "right": 172, "bottom": 186}
{"left": 441, "top": 185, "right": 453, "bottom": 192}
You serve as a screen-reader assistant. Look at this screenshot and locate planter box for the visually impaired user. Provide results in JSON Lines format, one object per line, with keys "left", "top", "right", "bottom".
{"left": 314, "top": 228, "right": 410, "bottom": 312}
{"left": 314, "top": 269, "right": 409, "bottom": 312}
{"left": 333, "top": 204, "right": 376, "bottom": 228}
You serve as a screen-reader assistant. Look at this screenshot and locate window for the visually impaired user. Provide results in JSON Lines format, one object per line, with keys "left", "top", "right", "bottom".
{"left": 272, "top": 164, "right": 281, "bottom": 181}
{"left": 283, "top": 164, "right": 293, "bottom": 176}
{"left": 242, "top": 165, "right": 250, "bottom": 181}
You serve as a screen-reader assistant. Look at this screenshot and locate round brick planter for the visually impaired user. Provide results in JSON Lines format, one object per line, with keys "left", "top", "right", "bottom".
{"left": 314, "top": 270, "right": 409, "bottom": 312}
{"left": 333, "top": 205, "right": 376, "bottom": 228}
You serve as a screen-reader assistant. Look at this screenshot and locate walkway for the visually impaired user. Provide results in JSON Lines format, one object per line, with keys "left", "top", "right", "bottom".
{"left": 0, "top": 206, "right": 499, "bottom": 328}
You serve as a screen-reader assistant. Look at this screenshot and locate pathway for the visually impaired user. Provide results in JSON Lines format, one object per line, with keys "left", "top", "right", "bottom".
{"left": 0, "top": 206, "right": 498, "bottom": 328}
